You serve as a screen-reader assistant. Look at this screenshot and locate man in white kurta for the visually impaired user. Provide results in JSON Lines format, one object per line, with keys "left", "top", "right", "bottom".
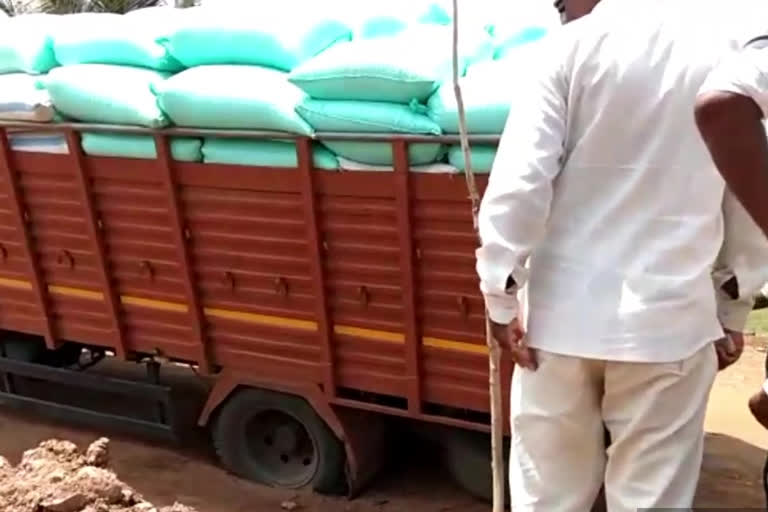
{"left": 476, "top": 0, "right": 768, "bottom": 510}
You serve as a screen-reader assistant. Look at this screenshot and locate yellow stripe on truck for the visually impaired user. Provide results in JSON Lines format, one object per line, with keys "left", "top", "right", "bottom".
{"left": 205, "top": 307, "right": 317, "bottom": 332}
{"left": 0, "top": 278, "right": 485, "bottom": 354}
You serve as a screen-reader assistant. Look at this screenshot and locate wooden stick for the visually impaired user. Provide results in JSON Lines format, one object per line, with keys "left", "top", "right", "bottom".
{"left": 451, "top": 2, "right": 505, "bottom": 511}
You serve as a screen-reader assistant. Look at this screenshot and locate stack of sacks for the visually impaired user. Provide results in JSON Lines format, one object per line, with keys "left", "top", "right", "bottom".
{"left": 0, "top": 14, "right": 63, "bottom": 154}
{"left": 0, "top": 14, "right": 58, "bottom": 75}
{"left": 0, "top": 73, "right": 55, "bottom": 122}
{"left": 81, "top": 133, "right": 202, "bottom": 162}
{"left": 428, "top": 36, "right": 546, "bottom": 173}
{"left": 289, "top": 25, "right": 493, "bottom": 167}
{"left": 39, "top": 11, "right": 197, "bottom": 161}
{"left": 158, "top": 2, "right": 351, "bottom": 169}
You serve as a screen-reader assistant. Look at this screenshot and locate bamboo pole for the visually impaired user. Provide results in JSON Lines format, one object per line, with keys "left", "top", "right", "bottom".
{"left": 450, "top": 2, "right": 505, "bottom": 511}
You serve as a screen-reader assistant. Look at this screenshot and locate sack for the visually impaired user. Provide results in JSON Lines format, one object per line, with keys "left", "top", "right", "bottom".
{"left": 297, "top": 98, "right": 443, "bottom": 165}
{"left": 427, "top": 59, "right": 513, "bottom": 134}
{"left": 296, "top": 99, "right": 442, "bottom": 134}
{"left": 0, "top": 73, "right": 55, "bottom": 122}
{"left": 155, "top": 66, "right": 312, "bottom": 134}
{"left": 323, "top": 141, "right": 444, "bottom": 166}
{"left": 81, "top": 133, "right": 202, "bottom": 161}
{"left": 288, "top": 25, "right": 492, "bottom": 103}
{"left": 0, "top": 14, "right": 58, "bottom": 75}
{"left": 160, "top": 4, "right": 352, "bottom": 71}
{"left": 203, "top": 139, "right": 338, "bottom": 169}
{"left": 42, "top": 64, "right": 168, "bottom": 128}
{"left": 8, "top": 131, "right": 67, "bottom": 154}
{"left": 338, "top": 156, "right": 458, "bottom": 173}
{"left": 52, "top": 13, "right": 182, "bottom": 71}
{"left": 448, "top": 144, "right": 496, "bottom": 173}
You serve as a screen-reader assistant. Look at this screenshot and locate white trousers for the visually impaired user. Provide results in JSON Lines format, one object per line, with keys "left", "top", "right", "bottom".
{"left": 509, "top": 343, "right": 718, "bottom": 512}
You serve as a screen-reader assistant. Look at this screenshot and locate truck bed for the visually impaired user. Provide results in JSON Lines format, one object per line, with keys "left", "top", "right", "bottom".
{"left": 0, "top": 125, "right": 509, "bottom": 429}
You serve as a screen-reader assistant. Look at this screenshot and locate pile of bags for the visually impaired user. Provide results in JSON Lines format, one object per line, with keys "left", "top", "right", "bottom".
{"left": 0, "top": 0, "right": 553, "bottom": 172}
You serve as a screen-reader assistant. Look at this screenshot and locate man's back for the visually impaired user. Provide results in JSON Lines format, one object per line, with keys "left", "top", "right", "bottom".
{"left": 486, "top": 0, "right": 763, "bottom": 361}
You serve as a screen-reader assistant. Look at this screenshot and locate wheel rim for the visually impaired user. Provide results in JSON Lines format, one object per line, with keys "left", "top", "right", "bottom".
{"left": 245, "top": 410, "right": 319, "bottom": 488}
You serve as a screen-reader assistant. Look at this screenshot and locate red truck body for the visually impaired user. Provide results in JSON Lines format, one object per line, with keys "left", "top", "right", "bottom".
{"left": 0, "top": 123, "right": 511, "bottom": 495}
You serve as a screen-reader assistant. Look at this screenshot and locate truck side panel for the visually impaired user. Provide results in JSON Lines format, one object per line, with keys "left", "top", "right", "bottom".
{"left": 0, "top": 133, "right": 507, "bottom": 426}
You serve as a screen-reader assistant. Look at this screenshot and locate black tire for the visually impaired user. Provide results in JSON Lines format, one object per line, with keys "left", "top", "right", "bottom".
{"left": 444, "top": 428, "right": 608, "bottom": 511}
{"left": 443, "top": 429, "right": 509, "bottom": 506}
{"left": 212, "top": 388, "right": 345, "bottom": 494}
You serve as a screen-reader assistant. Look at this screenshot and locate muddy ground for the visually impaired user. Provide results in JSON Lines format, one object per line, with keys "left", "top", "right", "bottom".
{"left": 0, "top": 342, "right": 765, "bottom": 512}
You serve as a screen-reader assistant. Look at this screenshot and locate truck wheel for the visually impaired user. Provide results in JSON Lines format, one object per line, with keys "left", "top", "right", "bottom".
{"left": 444, "top": 429, "right": 608, "bottom": 511}
{"left": 442, "top": 429, "right": 509, "bottom": 505}
{"left": 212, "top": 388, "right": 345, "bottom": 493}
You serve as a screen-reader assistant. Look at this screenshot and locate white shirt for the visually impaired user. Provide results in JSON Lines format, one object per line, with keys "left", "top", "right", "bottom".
{"left": 477, "top": 0, "right": 768, "bottom": 363}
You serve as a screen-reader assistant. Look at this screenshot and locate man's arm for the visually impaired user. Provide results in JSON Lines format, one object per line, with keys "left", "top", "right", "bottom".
{"left": 712, "top": 190, "right": 768, "bottom": 369}
{"left": 475, "top": 37, "right": 568, "bottom": 326}
{"left": 696, "top": 46, "right": 768, "bottom": 237}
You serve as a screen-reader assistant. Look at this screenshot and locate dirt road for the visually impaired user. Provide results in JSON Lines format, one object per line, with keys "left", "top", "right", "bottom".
{"left": 0, "top": 342, "right": 765, "bottom": 511}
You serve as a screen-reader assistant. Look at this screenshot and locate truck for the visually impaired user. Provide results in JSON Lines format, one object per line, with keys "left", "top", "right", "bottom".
{"left": 0, "top": 121, "right": 509, "bottom": 501}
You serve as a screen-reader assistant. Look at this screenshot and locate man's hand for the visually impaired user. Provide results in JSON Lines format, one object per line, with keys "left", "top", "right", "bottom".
{"left": 490, "top": 319, "right": 537, "bottom": 370}
{"left": 749, "top": 387, "right": 768, "bottom": 430}
{"left": 714, "top": 329, "right": 745, "bottom": 371}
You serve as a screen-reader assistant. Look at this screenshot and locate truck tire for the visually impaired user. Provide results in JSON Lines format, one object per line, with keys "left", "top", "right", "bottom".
{"left": 444, "top": 429, "right": 608, "bottom": 511}
{"left": 442, "top": 429, "right": 509, "bottom": 505}
{"left": 212, "top": 388, "right": 345, "bottom": 493}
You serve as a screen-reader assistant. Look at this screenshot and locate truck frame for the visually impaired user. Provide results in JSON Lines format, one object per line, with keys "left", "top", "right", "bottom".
{"left": 0, "top": 121, "right": 510, "bottom": 500}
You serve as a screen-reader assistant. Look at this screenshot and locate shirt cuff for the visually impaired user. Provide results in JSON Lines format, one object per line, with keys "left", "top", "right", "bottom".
{"left": 718, "top": 298, "right": 754, "bottom": 332}
{"left": 483, "top": 294, "right": 519, "bottom": 325}
{"left": 762, "top": 378, "right": 768, "bottom": 397}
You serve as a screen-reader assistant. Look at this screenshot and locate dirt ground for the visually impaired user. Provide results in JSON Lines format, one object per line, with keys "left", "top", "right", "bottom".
{"left": 0, "top": 342, "right": 766, "bottom": 512}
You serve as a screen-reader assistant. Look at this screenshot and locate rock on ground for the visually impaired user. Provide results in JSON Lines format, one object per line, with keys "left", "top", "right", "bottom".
{"left": 0, "top": 438, "right": 197, "bottom": 512}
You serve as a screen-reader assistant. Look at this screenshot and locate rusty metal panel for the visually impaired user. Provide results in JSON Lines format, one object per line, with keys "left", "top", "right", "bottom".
{"left": 0, "top": 126, "right": 504, "bottom": 425}
{"left": 0, "top": 134, "right": 55, "bottom": 344}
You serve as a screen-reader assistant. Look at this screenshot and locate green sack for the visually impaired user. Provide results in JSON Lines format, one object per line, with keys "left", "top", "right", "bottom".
{"left": 155, "top": 66, "right": 312, "bottom": 134}
{"left": 288, "top": 25, "right": 492, "bottom": 103}
{"left": 296, "top": 99, "right": 442, "bottom": 134}
{"left": 203, "top": 138, "right": 338, "bottom": 170}
{"left": 0, "top": 14, "right": 58, "bottom": 75}
{"left": 42, "top": 64, "right": 168, "bottom": 128}
{"left": 427, "top": 59, "right": 512, "bottom": 134}
{"left": 81, "top": 133, "right": 202, "bottom": 162}
{"left": 52, "top": 13, "right": 182, "bottom": 71}
{"left": 448, "top": 144, "right": 496, "bottom": 173}
{"left": 322, "top": 140, "right": 444, "bottom": 166}
{"left": 297, "top": 98, "right": 443, "bottom": 165}
{"left": 160, "top": 4, "right": 352, "bottom": 71}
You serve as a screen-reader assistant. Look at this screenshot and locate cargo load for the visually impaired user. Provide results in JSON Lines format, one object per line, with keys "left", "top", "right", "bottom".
{"left": 202, "top": 138, "right": 339, "bottom": 169}
{"left": 0, "top": 14, "right": 58, "bottom": 75}
{"left": 81, "top": 133, "right": 202, "bottom": 161}
{"left": 155, "top": 65, "right": 312, "bottom": 134}
{"left": 160, "top": 3, "right": 352, "bottom": 71}
{"left": 297, "top": 99, "right": 444, "bottom": 165}
{"left": 0, "top": 73, "right": 55, "bottom": 122}
{"left": 42, "top": 64, "right": 169, "bottom": 128}
{"left": 51, "top": 12, "right": 183, "bottom": 71}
